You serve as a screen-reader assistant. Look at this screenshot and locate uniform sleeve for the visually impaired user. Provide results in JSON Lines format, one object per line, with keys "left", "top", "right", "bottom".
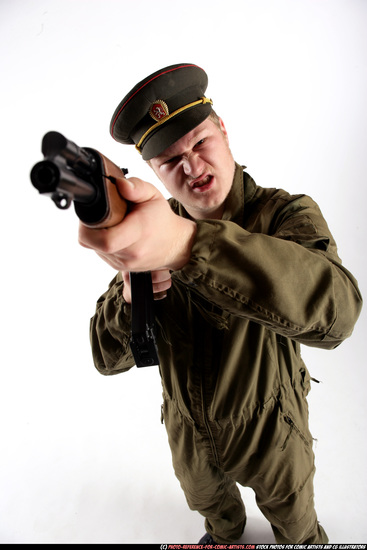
{"left": 174, "top": 195, "right": 362, "bottom": 349}
{"left": 90, "top": 271, "right": 135, "bottom": 375}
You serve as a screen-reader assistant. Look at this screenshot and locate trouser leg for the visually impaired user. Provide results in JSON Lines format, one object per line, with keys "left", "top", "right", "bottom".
{"left": 247, "top": 402, "right": 328, "bottom": 543}
{"left": 223, "top": 381, "right": 328, "bottom": 544}
{"left": 253, "top": 469, "right": 328, "bottom": 544}
{"left": 202, "top": 472, "right": 247, "bottom": 543}
{"left": 174, "top": 445, "right": 246, "bottom": 543}
{"left": 272, "top": 520, "right": 328, "bottom": 544}
{"left": 163, "top": 401, "right": 246, "bottom": 543}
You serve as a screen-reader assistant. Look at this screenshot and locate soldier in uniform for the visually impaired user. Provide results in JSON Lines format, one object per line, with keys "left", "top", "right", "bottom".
{"left": 79, "top": 64, "right": 362, "bottom": 544}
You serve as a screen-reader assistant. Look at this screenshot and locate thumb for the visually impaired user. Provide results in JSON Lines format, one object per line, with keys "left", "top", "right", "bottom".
{"left": 113, "top": 175, "right": 162, "bottom": 204}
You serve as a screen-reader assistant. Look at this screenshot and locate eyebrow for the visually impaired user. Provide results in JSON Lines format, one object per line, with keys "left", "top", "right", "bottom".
{"left": 158, "top": 129, "right": 208, "bottom": 164}
{"left": 159, "top": 151, "right": 179, "bottom": 163}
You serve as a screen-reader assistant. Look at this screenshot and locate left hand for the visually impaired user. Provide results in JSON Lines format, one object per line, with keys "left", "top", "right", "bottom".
{"left": 121, "top": 269, "right": 172, "bottom": 303}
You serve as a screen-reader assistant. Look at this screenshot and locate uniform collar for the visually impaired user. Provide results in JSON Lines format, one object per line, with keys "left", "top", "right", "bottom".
{"left": 222, "top": 162, "right": 256, "bottom": 225}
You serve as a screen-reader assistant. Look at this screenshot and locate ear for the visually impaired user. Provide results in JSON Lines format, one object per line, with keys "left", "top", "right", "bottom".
{"left": 218, "top": 117, "right": 229, "bottom": 142}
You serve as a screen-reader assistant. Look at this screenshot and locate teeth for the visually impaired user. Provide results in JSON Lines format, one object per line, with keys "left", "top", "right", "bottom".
{"left": 194, "top": 176, "right": 210, "bottom": 188}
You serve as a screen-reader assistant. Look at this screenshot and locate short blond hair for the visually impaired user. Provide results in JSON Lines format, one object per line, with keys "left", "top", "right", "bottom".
{"left": 208, "top": 109, "right": 221, "bottom": 130}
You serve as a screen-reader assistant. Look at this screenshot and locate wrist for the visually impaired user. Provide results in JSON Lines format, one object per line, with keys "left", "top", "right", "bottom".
{"left": 169, "top": 218, "right": 197, "bottom": 271}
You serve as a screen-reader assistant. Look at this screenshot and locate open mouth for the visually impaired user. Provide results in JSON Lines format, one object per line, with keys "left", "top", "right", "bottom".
{"left": 192, "top": 175, "right": 213, "bottom": 190}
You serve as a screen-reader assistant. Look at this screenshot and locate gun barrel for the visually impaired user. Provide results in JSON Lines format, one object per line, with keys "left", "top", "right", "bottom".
{"left": 42, "top": 131, "right": 97, "bottom": 173}
{"left": 31, "top": 159, "right": 97, "bottom": 204}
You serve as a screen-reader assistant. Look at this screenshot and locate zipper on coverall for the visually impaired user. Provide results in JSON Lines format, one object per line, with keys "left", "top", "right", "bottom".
{"left": 200, "top": 374, "right": 221, "bottom": 467}
{"left": 195, "top": 297, "right": 222, "bottom": 469}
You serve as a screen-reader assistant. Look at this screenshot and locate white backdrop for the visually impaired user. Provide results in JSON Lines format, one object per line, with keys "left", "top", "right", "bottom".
{"left": 1, "top": 0, "right": 366, "bottom": 544}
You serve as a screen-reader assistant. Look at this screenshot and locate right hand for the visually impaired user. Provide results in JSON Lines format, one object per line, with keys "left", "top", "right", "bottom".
{"left": 78, "top": 175, "right": 196, "bottom": 273}
{"left": 122, "top": 269, "right": 172, "bottom": 303}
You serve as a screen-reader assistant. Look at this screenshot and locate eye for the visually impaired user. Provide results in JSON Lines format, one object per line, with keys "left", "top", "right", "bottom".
{"left": 163, "top": 156, "right": 180, "bottom": 166}
{"left": 195, "top": 138, "right": 205, "bottom": 147}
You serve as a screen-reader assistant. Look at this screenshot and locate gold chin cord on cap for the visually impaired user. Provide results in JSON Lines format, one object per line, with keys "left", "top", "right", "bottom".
{"left": 135, "top": 97, "right": 213, "bottom": 154}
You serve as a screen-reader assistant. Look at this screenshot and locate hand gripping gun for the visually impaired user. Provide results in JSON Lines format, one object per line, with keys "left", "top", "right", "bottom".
{"left": 30, "top": 131, "right": 159, "bottom": 368}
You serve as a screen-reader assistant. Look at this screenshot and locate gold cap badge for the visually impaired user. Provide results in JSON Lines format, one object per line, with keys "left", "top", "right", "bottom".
{"left": 149, "top": 100, "right": 169, "bottom": 122}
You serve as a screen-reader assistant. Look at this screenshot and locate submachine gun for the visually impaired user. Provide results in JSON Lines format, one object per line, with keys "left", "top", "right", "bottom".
{"left": 30, "top": 131, "right": 159, "bottom": 368}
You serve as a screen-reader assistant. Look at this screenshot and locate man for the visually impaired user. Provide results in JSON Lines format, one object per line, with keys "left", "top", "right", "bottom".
{"left": 79, "top": 63, "right": 362, "bottom": 544}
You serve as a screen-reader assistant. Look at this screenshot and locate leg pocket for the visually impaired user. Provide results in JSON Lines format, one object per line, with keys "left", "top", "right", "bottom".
{"left": 280, "top": 411, "right": 312, "bottom": 451}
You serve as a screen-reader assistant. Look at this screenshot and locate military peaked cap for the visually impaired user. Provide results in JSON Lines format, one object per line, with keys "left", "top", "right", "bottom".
{"left": 109, "top": 63, "right": 213, "bottom": 160}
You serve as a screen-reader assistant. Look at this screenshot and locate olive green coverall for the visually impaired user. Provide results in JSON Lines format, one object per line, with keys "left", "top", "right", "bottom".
{"left": 90, "top": 164, "right": 362, "bottom": 543}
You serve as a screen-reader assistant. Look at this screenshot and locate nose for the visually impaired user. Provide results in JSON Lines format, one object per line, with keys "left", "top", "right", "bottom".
{"left": 182, "top": 153, "right": 203, "bottom": 178}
